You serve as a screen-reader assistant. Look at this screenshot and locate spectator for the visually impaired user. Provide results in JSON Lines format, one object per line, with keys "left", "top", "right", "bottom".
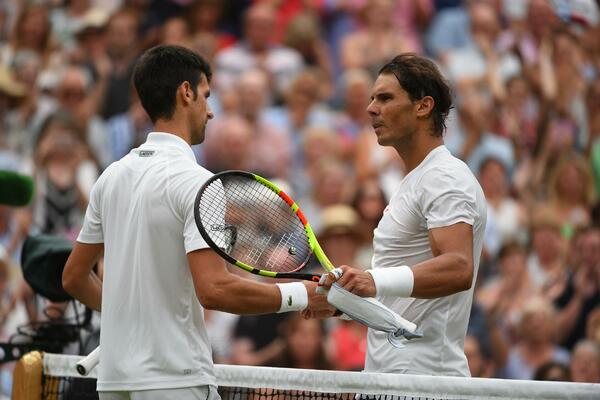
{"left": 479, "top": 157, "right": 528, "bottom": 247}
{"left": 554, "top": 226, "right": 600, "bottom": 349}
{"left": 263, "top": 68, "right": 335, "bottom": 170}
{"left": 53, "top": 65, "right": 111, "bottom": 168}
{"left": 317, "top": 204, "right": 362, "bottom": 268}
{"left": 105, "top": 86, "right": 152, "bottom": 162}
{"left": 586, "top": 306, "right": 600, "bottom": 344}
{"left": 570, "top": 339, "right": 600, "bottom": 383}
{"left": 296, "top": 158, "right": 353, "bottom": 234}
{"left": 99, "top": 8, "right": 140, "bottom": 119}
{"left": 500, "top": 297, "right": 570, "bottom": 380}
{"left": 0, "top": 3, "right": 54, "bottom": 68}
{"left": 31, "top": 112, "right": 98, "bottom": 240}
{"left": 340, "top": 0, "right": 413, "bottom": 76}
{"left": 283, "top": 12, "right": 334, "bottom": 99}
{"left": 351, "top": 178, "right": 387, "bottom": 268}
{"left": 271, "top": 313, "right": 332, "bottom": 370}
{"left": 541, "top": 153, "right": 596, "bottom": 236}
{"left": 187, "top": 0, "right": 236, "bottom": 52}
{"left": 464, "top": 334, "right": 494, "bottom": 378}
{"left": 533, "top": 361, "right": 571, "bottom": 381}
{"left": 334, "top": 68, "right": 373, "bottom": 159}
{"left": 527, "top": 209, "right": 569, "bottom": 292}
{"left": 215, "top": 3, "right": 304, "bottom": 101}
{"left": 477, "top": 242, "right": 538, "bottom": 342}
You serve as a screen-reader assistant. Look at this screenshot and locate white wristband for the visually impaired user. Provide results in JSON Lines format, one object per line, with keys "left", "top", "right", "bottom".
{"left": 275, "top": 282, "right": 308, "bottom": 313}
{"left": 366, "top": 266, "right": 414, "bottom": 298}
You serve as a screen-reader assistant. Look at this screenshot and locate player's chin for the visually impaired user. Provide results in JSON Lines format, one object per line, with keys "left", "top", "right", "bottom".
{"left": 375, "top": 134, "right": 390, "bottom": 146}
{"left": 192, "top": 128, "right": 206, "bottom": 145}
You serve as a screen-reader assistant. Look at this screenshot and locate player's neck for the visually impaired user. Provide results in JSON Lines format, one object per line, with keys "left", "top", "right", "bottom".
{"left": 396, "top": 130, "right": 444, "bottom": 173}
{"left": 154, "top": 118, "right": 192, "bottom": 145}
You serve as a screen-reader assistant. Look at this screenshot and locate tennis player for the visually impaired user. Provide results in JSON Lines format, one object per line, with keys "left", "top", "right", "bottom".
{"left": 62, "top": 45, "right": 330, "bottom": 400}
{"left": 327, "top": 54, "right": 487, "bottom": 376}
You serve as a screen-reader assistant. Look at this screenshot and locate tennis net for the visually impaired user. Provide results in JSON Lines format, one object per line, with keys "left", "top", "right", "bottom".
{"left": 12, "top": 351, "right": 600, "bottom": 400}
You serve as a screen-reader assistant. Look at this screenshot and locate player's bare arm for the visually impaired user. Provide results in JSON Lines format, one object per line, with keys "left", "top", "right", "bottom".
{"left": 331, "top": 222, "right": 474, "bottom": 299}
{"left": 188, "top": 248, "right": 332, "bottom": 315}
{"left": 63, "top": 242, "right": 104, "bottom": 311}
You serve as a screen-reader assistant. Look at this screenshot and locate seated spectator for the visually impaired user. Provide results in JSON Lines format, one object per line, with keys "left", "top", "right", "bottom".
{"left": 270, "top": 313, "right": 331, "bottom": 370}
{"left": 541, "top": 153, "right": 596, "bottom": 237}
{"left": 0, "top": 3, "right": 54, "bottom": 68}
{"left": 351, "top": 179, "right": 387, "bottom": 268}
{"left": 533, "top": 361, "right": 571, "bottom": 381}
{"left": 527, "top": 209, "right": 569, "bottom": 293}
{"left": 263, "top": 68, "right": 335, "bottom": 170}
{"left": 296, "top": 158, "right": 353, "bottom": 234}
{"left": 53, "top": 65, "right": 111, "bottom": 168}
{"left": 570, "top": 339, "right": 600, "bottom": 383}
{"left": 283, "top": 12, "right": 334, "bottom": 99}
{"left": 31, "top": 112, "right": 98, "bottom": 240}
{"left": 214, "top": 3, "right": 304, "bottom": 102}
{"left": 500, "top": 297, "right": 570, "bottom": 380}
{"left": 202, "top": 114, "right": 254, "bottom": 173}
{"left": 334, "top": 68, "right": 373, "bottom": 160}
{"left": 317, "top": 204, "right": 362, "bottom": 268}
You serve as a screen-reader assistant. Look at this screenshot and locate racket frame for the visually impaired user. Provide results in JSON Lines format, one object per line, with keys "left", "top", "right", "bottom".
{"left": 194, "top": 170, "right": 333, "bottom": 282}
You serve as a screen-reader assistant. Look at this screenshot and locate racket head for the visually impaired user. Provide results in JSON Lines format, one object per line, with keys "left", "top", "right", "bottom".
{"left": 194, "top": 170, "right": 319, "bottom": 279}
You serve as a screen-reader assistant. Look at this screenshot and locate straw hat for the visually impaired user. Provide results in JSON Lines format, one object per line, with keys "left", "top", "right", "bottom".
{"left": 0, "top": 64, "right": 25, "bottom": 98}
{"left": 74, "top": 8, "right": 110, "bottom": 36}
{"left": 318, "top": 205, "right": 361, "bottom": 239}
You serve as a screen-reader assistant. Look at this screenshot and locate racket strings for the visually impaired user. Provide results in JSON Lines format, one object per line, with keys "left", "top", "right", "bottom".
{"left": 198, "top": 175, "right": 311, "bottom": 272}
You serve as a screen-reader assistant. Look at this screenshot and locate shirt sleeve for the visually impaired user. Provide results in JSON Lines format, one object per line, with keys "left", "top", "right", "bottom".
{"left": 419, "top": 167, "right": 479, "bottom": 230}
{"left": 77, "top": 177, "right": 104, "bottom": 244}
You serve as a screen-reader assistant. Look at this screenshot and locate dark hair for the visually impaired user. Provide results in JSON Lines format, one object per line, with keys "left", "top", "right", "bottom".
{"left": 132, "top": 45, "right": 212, "bottom": 123}
{"left": 497, "top": 241, "right": 526, "bottom": 260}
{"left": 533, "top": 361, "right": 571, "bottom": 382}
{"left": 378, "top": 53, "right": 452, "bottom": 136}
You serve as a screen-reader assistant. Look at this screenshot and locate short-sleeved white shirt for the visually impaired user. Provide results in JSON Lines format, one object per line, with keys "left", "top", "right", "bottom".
{"left": 78, "top": 132, "right": 216, "bottom": 391}
{"left": 364, "top": 145, "right": 487, "bottom": 376}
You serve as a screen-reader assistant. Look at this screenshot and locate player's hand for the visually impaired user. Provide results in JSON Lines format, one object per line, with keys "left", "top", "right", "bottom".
{"left": 302, "top": 281, "right": 336, "bottom": 319}
{"left": 334, "top": 265, "right": 376, "bottom": 297}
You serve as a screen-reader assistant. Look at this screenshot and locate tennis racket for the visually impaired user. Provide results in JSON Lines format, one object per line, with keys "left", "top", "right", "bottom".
{"left": 195, "top": 170, "right": 422, "bottom": 344}
{"left": 194, "top": 170, "right": 334, "bottom": 281}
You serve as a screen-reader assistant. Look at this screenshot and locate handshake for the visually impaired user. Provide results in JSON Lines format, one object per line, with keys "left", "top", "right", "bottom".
{"left": 302, "top": 266, "right": 423, "bottom": 347}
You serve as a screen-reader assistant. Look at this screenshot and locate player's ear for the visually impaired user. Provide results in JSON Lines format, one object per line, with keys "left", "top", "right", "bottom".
{"left": 415, "top": 96, "right": 434, "bottom": 119}
{"left": 178, "top": 81, "right": 193, "bottom": 104}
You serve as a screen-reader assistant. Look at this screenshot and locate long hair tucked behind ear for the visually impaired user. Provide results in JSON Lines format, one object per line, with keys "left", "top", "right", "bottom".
{"left": 132, "top": 45, "right": 212, "bottom": 123}
{"left": 379, "top": 54, "right": 452, "bottom": 136}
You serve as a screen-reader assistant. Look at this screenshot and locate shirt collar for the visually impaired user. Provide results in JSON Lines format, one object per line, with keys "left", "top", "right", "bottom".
{"left": 143, "top": 132, "right": 196, "bottom": 162}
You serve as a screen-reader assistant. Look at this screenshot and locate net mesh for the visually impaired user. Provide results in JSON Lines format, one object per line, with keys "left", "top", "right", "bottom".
{"left": 32, "top": 353, "right": 600, "bottom": 400}
{"left": 196, "top": 173, "right": 312, "bottom": 273}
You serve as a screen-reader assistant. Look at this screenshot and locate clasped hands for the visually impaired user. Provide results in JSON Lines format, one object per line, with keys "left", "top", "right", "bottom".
{"left": 302, "top": 265, "right": 377, "bottom": 319}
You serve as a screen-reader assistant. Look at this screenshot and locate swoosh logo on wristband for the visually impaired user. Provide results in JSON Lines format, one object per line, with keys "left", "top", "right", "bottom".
{"left": 288, "top": 296, "right": 293, "bottom": 306}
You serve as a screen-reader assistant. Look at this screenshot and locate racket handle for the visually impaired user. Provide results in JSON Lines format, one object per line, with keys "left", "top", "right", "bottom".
{"left": 76, "top": 346, "right": 100, "bottom": 376}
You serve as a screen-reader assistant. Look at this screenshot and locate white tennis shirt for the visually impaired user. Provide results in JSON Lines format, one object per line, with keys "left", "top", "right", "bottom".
{"left": 364, "top": 145, "right": 487, "bottom": 376}
{"left": 78, "top": 132, "right": 216, "bottom": 391}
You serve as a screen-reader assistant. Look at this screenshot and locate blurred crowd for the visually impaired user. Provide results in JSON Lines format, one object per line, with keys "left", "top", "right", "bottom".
{"left": 1, "top": 0, "right": 600, "bottom": 396}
